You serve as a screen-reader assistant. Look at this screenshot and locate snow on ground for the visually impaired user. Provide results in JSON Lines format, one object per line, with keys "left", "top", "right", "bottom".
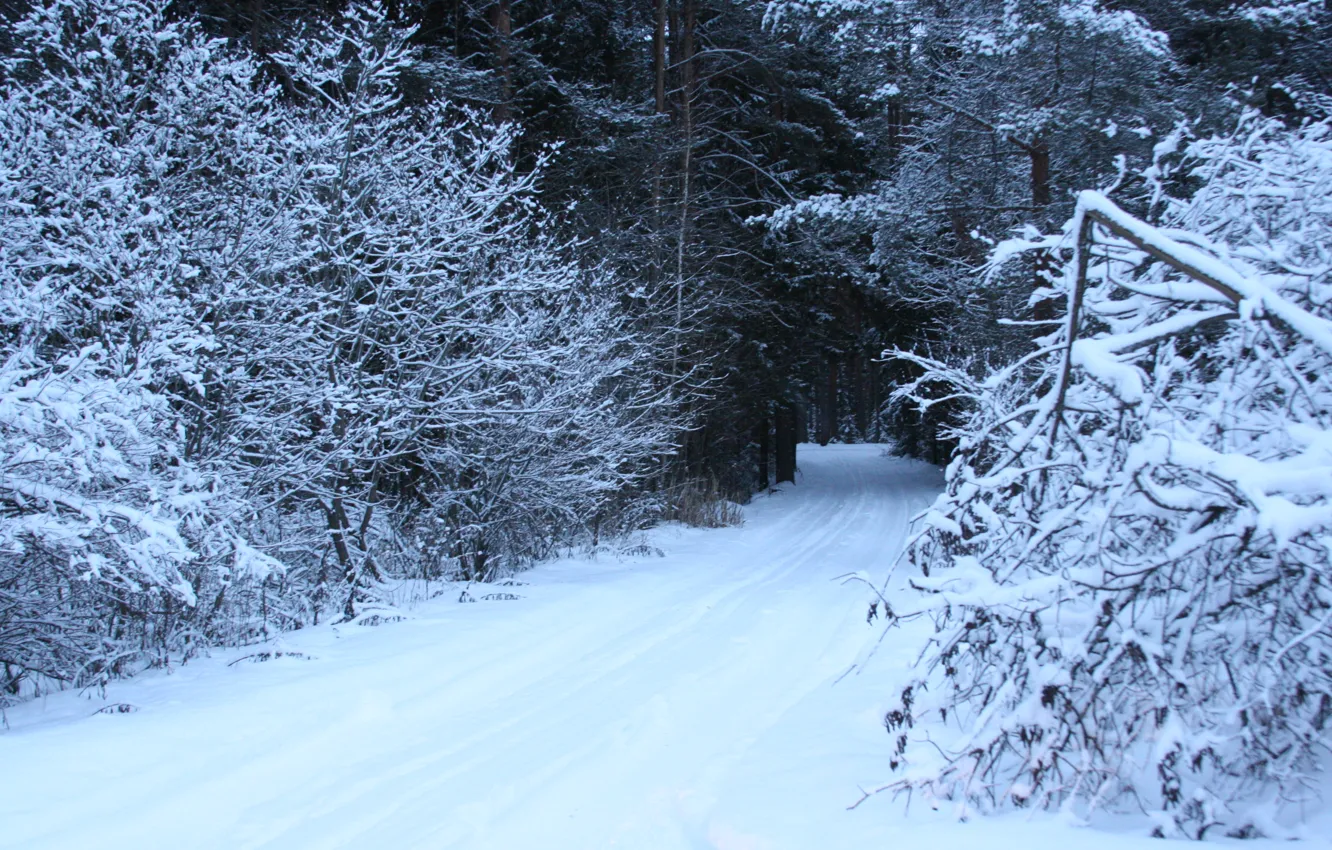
{"left": 1, "top": 444, "right": 1327, "bottom": 850}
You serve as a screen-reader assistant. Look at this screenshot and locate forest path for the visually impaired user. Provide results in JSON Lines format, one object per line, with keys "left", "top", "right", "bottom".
{"left": 1, "top": 445, "right": 943, "bottom": 850}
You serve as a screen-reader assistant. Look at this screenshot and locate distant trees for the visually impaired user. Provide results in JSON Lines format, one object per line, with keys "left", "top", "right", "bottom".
{"left": 395, "top": 0, "right": 894, "bottom": 491}
{"left": 171, "top": 0, "right": 954, "bottom": 488}
{"left": 755, "top": 0, "right": 1329, "bottom": 465}
{"left": 162, "top": 0, "right": 1332, "bottom": 492}
{"left": 761, "top": 0, "right": 1182, "bottom": 346}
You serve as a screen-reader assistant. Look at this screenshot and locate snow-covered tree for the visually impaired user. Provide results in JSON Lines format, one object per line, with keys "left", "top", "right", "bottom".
{"left": 761, "top": 0, "right": 1180, "bottom": 303}
{"left": 882, "top": 113, "right": 1332, "bottom": 837}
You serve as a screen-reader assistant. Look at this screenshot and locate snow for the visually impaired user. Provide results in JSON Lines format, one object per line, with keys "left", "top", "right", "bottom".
{"left": 0, "top": 446, "right": 934, "bottom": 849}
{"left": 1076, "top": 190, "right": 1332, "bottom": 357}
{"left": 3, "top": 445, "right": 1330, "bottom": 848}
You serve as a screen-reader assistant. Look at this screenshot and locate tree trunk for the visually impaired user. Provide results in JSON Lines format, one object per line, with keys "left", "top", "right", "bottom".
{"left": 490, "top": 0, "right": 513, "bottom": 124}
{"left": 667, "top": 3, "right": 680, "bottom": 77}
{"left": 886, "top": 97, "right": 902, "bottom": 159}
{"left": 653, "top": 0, "right": 667, "bottom": 114}
{"left": 775, "top": 403, "right": 797, "bottom": 484}
{"left": 756, "top": 414, "right": 770, "bottom": 490}
{"left": 1030, "top": 137, "right": 1051, "bottom": 209}
{"left": 248, "top": 0, "right": 264, "bottom": 54}
{"left": 1032, "top": 247, "right": 1059, "bottom": 321}
{"left": 671, "top": 0, "right": 696, "bottom": 377}
{"left": 867, "top": 354, "right": 881, "bottom": 442}
{"left": 650, "top": 0, "right": 667, "bottom": 285}
{"left": 325, "top": 496, "right": 357, "bottom": 619}
{"left": 817, "top": 356, "right": 837, "bottom": 446}
{"left": 1028, "top": 137, "right": 1055, "bottom": 319}
{"left": 681, "top": 0, "right": 696, "bottom": 96}
{"left": 851, "top": 350, "right": 868, "bottom": 439}
{"left": 1029, "top": 137, "right": 1055, "bottom": 319}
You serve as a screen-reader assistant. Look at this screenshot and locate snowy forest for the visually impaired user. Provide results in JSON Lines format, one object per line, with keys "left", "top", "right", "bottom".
{"left": 2, "top": 0, "right": 1332, "bottom": 842}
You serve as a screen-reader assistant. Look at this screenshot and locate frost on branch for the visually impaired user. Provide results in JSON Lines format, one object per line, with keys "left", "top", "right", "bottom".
{"left": 884, "top": 115, "right": 1332, "bottom": 838}
{"left": 0, "top": 0, "right": 686, "bottom": 703}
{"left": 0, "top": 0, "right": 280, "bottom": 700}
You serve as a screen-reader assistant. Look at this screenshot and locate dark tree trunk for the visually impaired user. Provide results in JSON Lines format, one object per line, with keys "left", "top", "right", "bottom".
{"left": 886, "top": 97, "right": 902, "bottom": 159}
{"left": 681, "top": 0, "right": 696, "bottom": 95}
{"left": 248, "top": 0, "right": 263, "bottom": 53}
{"left": 667, "top": 3, "right": 679, "bottom": 75}
{"left": 867, "top": 354, "right": 881, "bottom": 442}
{"left": 1030, "top": 137, "right": 1051, "bottom": 209}
{"left": 649, "top": 0, "right": 668, "bottom": 284}
{"left": 923, "top": 404, "right": 947, "bottom": 466}
{"left": 756, "top": 415, "right": 770, "bottom": 490}
{"left": 325, "top": 496, "right": 356, "bottom": 618}
{"left": 652, "top": 0, "right": 667, "bottom": 114}
{"left": 775, "top": 403, "right": 797, "bottom": 484}
{"left": 1032, "top": 248, "right": 1059, "bottom": 321}
{"left": 948, "top": 206, "right": 983, "bottom": 260}
{"left": 817, "top": 356, "right": 837, "bottom": 446}
{"left": 851, "top": 350, "right": 868, "bottom": 439}
{"left": 490, "top": 0, "right": 512, "bottom": 123}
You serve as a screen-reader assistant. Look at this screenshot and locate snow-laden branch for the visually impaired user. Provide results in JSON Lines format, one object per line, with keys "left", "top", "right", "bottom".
{"left": 1075, "top": 190, "right": 1332, "bottom": 356}
{"left": 883, "top": 113, "right": 1332, "bottom": 838}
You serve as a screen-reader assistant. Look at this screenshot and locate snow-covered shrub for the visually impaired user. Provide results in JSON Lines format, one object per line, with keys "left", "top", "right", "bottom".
{"left": 0, "top": 0, "right": 687, "bottom": 700}
{"left": 207, "top": 7, "right": 681, "bottom": 599}
{"left": 0, "top": 0, "right": 288, "bottom": 700}
{"left": 884, "top": 114, "right": 1332, "bottom": 837}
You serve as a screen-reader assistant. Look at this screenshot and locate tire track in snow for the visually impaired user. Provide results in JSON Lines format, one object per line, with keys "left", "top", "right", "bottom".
{"left": 252, "top": 449, "right": 881, "bottom": 848}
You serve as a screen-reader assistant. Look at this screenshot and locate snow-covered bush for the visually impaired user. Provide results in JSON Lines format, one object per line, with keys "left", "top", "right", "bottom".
{"left": 207, "top": 7, "right": 681, "bottom": 601}
{"left": 0, "top": 0, "right": 684, "bottom": 700}
{"left": 0, "top": 0, "right": 291, "bottom": 700}
{"left": 884, "top": 115, "right": 1332, "bottom": 837}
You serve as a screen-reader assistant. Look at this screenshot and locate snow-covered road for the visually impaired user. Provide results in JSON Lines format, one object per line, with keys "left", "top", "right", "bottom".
{"left": 1, "top": 445, "right": 1216, "bottom": 850}
{"left": 4, "top": 445, "right": 934, "bottom": 848}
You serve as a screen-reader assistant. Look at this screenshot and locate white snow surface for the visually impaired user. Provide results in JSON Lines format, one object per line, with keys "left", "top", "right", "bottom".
{"left": 1, "top": 445, "right": 1323, "bottom": 850}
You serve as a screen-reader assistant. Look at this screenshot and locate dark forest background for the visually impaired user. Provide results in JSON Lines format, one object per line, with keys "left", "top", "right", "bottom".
{"left": 180, "top": 0, "right": 1328, "bottom": 480}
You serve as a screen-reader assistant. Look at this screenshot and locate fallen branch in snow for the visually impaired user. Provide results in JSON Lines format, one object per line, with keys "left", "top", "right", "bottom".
{"left": 883, "top": 113, "right": 1332, "bottom": 839}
